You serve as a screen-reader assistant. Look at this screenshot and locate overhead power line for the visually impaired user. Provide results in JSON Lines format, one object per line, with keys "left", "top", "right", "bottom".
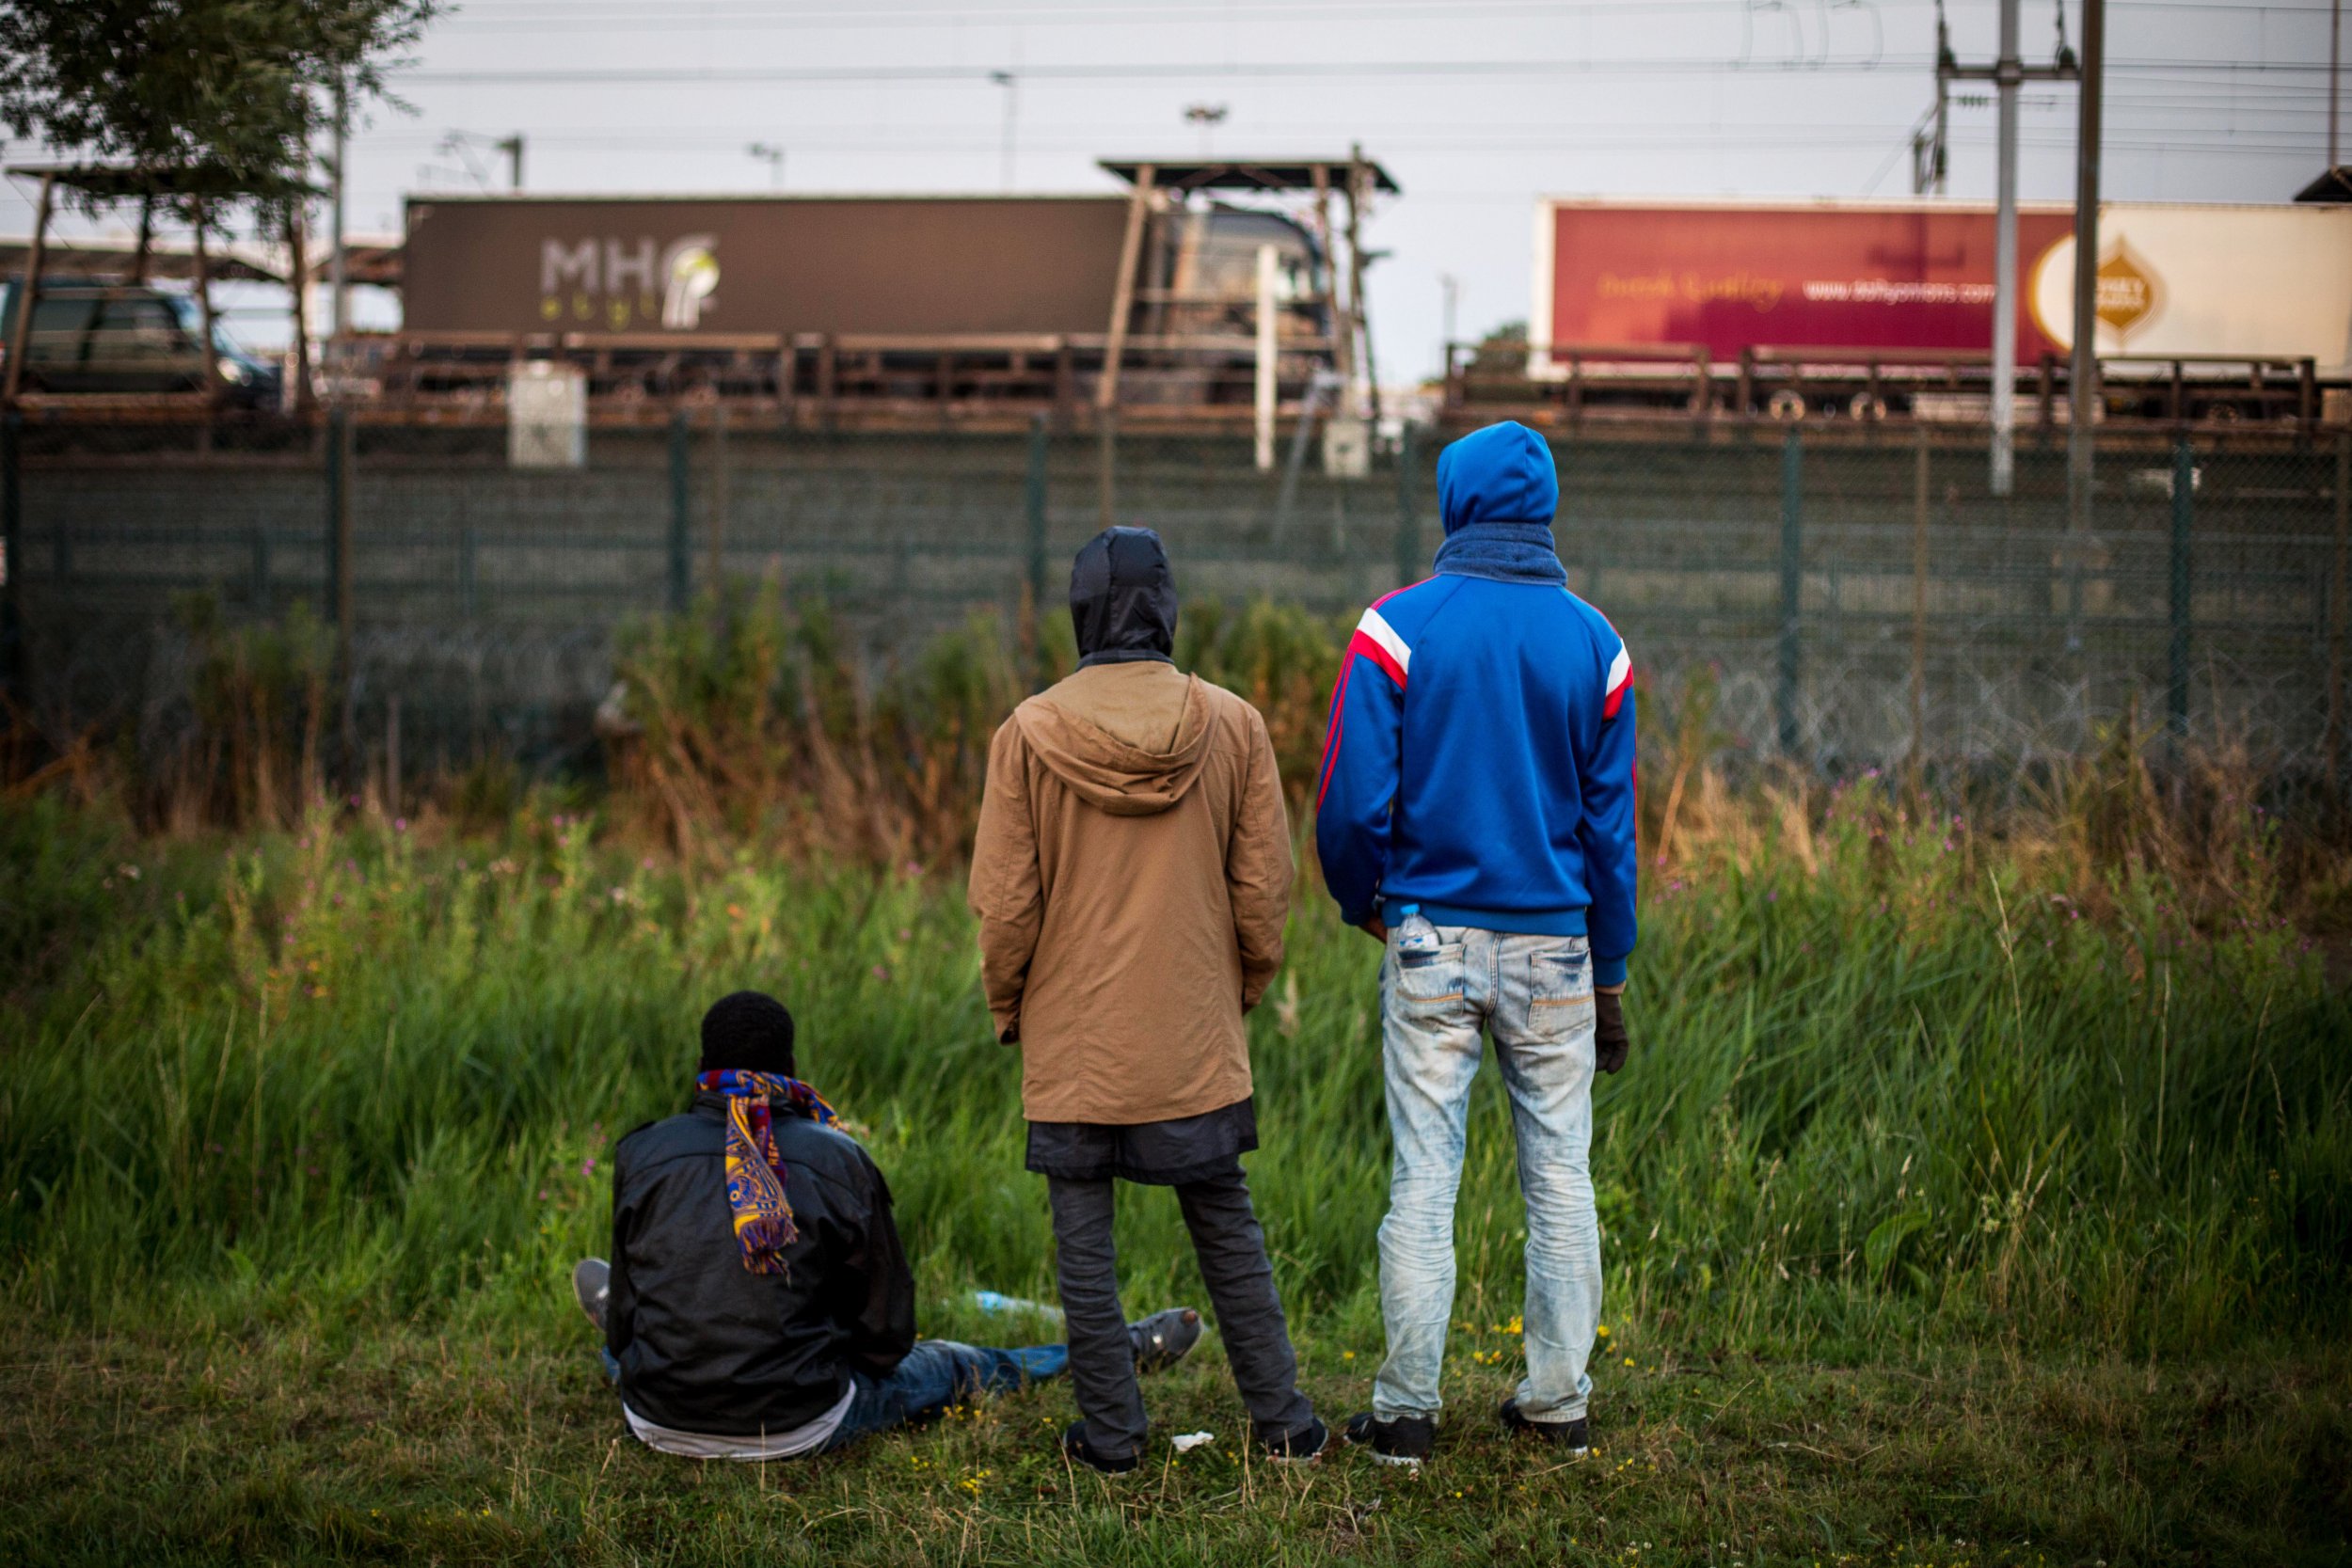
{"left": 405, "top": 54, "right": 2328, "bottom": 87}
{"left": 444, "top": 0, "right": 2335, "bottom": 20}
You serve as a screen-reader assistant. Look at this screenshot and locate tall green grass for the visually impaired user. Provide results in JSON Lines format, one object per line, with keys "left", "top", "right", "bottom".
{"left": 3, "top": 781, "right": 2344, "bottom": 1365}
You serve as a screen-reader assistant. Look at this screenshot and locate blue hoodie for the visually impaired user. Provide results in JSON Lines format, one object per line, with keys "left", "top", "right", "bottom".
{"left": 1312, "top": 421, "right": 1639, "bottom": 984}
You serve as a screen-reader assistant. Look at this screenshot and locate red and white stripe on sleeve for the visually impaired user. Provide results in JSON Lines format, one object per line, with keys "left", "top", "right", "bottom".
{"left": 1348, "top": 605, "right": 1412, "bottom": 688}
{"left": 1602, "top": 641, "right": 1632, "bottom": 720}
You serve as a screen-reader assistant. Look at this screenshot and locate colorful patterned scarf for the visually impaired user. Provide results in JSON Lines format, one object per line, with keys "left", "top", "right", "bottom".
{"left": 696, "top": 1069, "right": 839, "bottom": 1275}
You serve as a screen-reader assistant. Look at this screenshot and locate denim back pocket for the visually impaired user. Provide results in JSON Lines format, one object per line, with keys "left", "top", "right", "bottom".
{"left": 1392, "top": 942, "right": 1469, "bottom": 1007}
{"left": 1525, "top": 944, "right": 1594, "bottom": 1026}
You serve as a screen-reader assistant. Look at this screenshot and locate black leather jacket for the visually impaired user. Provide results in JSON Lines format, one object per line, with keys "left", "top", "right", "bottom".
{"left": 606, "top": 1094, "right": 915, "bottom": 1436}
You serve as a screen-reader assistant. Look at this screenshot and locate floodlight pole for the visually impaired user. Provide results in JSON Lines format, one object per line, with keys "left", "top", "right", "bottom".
{"left": 329, "top": 81, "right": 350, "bottom": 392}
{"left": 991, "top": 72, "right": 1018, "bottom": 192}
{"left": 2331, "top": 0, "right": 2343, "bottom": 168}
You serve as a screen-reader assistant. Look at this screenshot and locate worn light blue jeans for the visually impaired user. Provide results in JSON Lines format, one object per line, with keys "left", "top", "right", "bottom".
{"left": 1374, "top": 926, "right": 1601, "bottom": 1426}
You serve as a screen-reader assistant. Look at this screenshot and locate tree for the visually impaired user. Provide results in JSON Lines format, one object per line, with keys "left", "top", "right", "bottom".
{"left": 1, "top": 1, "right": 437, "bottom": 413}
{"left": 0, "top": 1, "right": 438, "bottom": 216}
{"left": 1467, "top": 320, "right": 1531, "bottom": 378}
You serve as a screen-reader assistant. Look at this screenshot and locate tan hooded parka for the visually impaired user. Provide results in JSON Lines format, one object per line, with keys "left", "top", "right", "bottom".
{"left": 967, "top": 660, "right": 1292, "bottom": 1125}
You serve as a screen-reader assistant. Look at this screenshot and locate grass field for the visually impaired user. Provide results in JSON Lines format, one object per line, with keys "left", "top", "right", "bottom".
{"left": 3, "top": 777, "right": 2349, "bottom": 1565}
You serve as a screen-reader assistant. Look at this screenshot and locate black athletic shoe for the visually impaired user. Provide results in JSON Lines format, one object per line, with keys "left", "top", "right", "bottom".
{"left": 571, "top": 1258, "right": 610, "bottom": 1332}
{"left": 1498, "top": 1397, "right": 1590, "bottom": 1452}
{"left": 1128, "top": 1307, "right": 1202, "bottom": 1374}
{"left": 1062, "top": 1420, "right": 1142, "bottom": 1476}
{"left": 1262, "top": 1416, "right": 1333, "bottom": 1465}
{"left": 1343, "top": 1410, "right": 1435, "bottom": 1466}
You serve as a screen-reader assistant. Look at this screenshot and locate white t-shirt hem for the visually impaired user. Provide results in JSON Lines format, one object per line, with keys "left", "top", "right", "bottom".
{"left": 621, "top": 1380, "right": 856, "bottom": 1461}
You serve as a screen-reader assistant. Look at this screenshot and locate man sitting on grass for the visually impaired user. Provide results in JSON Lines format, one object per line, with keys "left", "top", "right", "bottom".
{"left": 572, "top": 990, "right": 1200, "bottom": 1460}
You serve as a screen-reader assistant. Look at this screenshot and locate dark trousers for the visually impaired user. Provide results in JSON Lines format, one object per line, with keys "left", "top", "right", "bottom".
{"left": 1047, "top": 1164, "right": 1316, "bottom": 1458}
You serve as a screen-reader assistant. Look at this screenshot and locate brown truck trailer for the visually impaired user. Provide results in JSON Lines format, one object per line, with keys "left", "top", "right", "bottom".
{"left": 387, "top": 159, "right": 1392, "bottom": 422}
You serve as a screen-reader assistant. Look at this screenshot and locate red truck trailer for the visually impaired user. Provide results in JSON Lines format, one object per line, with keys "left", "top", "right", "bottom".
{"left": 1492, "top": 197, "right": 2351, "bottom": 426}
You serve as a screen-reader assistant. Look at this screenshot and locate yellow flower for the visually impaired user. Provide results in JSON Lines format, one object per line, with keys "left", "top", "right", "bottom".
{"left": 1596, "top": 1324, "right": 1611, "bottom": 1338}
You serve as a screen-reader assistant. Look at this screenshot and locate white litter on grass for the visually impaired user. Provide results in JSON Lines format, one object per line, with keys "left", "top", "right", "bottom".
{"left": 1170, "top": 1431, "right": 1216, "bottom": 1453}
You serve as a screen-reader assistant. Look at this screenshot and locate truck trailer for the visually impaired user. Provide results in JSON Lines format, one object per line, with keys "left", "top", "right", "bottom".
{"left": 1486, "top": 196, "right": 2352, "bottom": 426}
{"left": 387, "top": 159, "right": 1393, "bottom": 420}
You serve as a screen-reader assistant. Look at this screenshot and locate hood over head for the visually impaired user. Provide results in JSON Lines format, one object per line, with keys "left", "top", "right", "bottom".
{"left": 1437, "top": 420, "right": 1560, "bottom": 535}
{"left": 1071, "top": 526, "right": 1178, "bottom": 667}
{"left": 1012, "top": 668, "right": 1214, "bottom": 817}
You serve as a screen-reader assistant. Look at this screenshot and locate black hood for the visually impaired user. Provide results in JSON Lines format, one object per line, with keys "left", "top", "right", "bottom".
{"left": 1070, "top": 527, "right": 1177, "bottom": 667}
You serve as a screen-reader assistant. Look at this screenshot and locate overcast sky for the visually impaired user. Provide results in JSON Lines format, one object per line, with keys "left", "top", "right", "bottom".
{"left": 3, "top": 0, "right": 2338, "bottom": 374}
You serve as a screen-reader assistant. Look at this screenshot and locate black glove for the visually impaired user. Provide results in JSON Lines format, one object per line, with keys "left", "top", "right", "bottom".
{"left": 1594, "top": 990, "right": 1629, "bottom": 1074}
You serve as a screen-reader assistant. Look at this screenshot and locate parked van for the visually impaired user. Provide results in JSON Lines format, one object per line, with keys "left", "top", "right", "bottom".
{"left": 0, "top": 279, "right": 281, "bottom": 405}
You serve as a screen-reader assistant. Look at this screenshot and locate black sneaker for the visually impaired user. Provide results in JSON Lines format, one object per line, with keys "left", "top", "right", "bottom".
{"left": 1128, "top": 1307, "right": 1202, "bottom": 1374}
{"left": 1262, "top": 1416, "right": 1332, "bottom": 1465}
{"left": 572, "top": 1258, "right": 610, "bottom": 1332}
{"left": 1062, "top": 1420, "right": 1141, "bottom": 1476}
{"left": 1498, "top": 1397, "right": 1590, "bottom": 1453}
{"left": 1343, "top": 1410, "right": 1435, "bottom": 1467}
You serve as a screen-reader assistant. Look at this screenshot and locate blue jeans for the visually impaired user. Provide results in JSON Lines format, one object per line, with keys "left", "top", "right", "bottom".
{"left": 1374, "top": 927, "right": 1600, "bottom": 1425}
{"left": 826, "top": 1339, "right": 1070, "bottom": 1449}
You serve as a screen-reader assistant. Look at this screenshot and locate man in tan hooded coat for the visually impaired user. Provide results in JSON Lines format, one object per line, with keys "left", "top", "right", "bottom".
{"left": 969, "top": 526, "right": 1326, "bottom": 1474}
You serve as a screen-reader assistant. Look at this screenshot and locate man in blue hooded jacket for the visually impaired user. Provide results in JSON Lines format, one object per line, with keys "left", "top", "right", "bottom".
{"left": 1314, "top": 420, "right": 1637, "bottom": 1466}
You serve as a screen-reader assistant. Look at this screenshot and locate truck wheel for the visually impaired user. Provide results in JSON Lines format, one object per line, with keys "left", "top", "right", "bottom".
{"left": 1768, "top": 390, "right": 1805, "bottom": 422}
{"left": 1848, "top": 393, "right": 1888, "bottom": 422}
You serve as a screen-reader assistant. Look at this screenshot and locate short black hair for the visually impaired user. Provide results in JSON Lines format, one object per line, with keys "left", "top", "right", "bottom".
{"left": 699, "top": 990, "right": 796, "bottom": 1077}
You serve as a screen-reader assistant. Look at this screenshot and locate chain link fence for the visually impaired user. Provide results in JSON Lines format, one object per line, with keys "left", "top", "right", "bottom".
{"left": 3, "top": 410, "right": 2344, "bottom": 786}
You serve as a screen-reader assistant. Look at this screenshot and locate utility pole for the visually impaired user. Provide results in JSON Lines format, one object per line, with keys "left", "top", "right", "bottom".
{"left": 748, "top": 142, "right": 785, "bottom": 188}
{"left": 2069, "top": 0, "right": 2105, "bottom": 568}
{"left": 497, "top": 134, "right": 524, "bottom": 191}
{"left": 1990, "top": 0, "right": 2021, "bottom": 497}
{"left": 1937, "top": 0, "right": 2075, "bottom": 497}
{"left": 1929, "top": 2, "right": 1952, "bottom": 195}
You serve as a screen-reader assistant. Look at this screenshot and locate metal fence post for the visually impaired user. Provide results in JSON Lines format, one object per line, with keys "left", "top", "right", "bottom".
{"left": 1392, "top": 422, "right": 1421, "bottom": 587}
{"left": 1096, "top": 412, "right": 1117, "bottom": 530}
{"left": 248, "top": 525, "right": 271, "bottom": 618}
{"left": 1025, "top": 414, "right": 1050, "bottom": 625}
{"left": 707, "top": 402, "right": 729, "bottom": 593}
{"left": 668, "top": 407, "right": 691, "bottom": 615}
{"left": 326, "top": 407, "right": 353, "bottom": 638}
{"left": 326, "top": 407, "right": 357, "bottom": 784}
{"left": 1, "top": 412, "right": 20, "bottom": 703}
{"left": 2168, "top": 437, "right": 2192, "bottom": 742}
{"left": 1777, "top": 427, "right": 1803, "bottom": 759}
{"left": 1911, "top": 429, "right": 1930, "bottom": 780}
{"left": 2331, "top": 431, "right": 2350, "bottom": 800}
